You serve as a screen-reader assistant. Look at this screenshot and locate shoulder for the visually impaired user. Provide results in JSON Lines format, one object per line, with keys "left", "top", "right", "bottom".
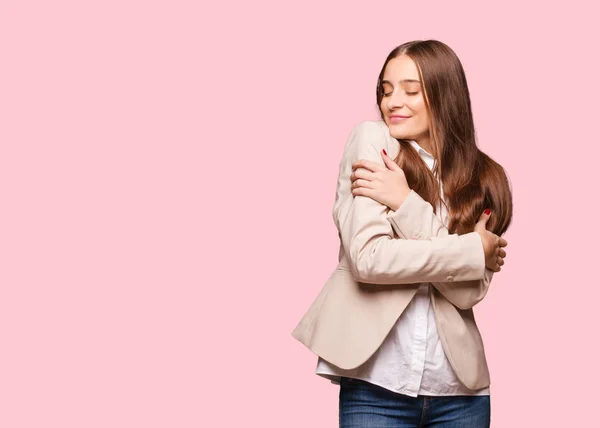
{"left": 349, "top": 120, "right": 387, "bottom": 139}
{"left": 345, "top": 120, "right": 389, "bottom": 151}
{"left": 338, "top": 120, "right": 392, "bottom": 165}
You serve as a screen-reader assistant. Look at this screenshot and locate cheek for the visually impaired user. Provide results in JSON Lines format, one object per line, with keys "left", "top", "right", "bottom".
{"left": 408, "top": 100, "right": 428, "bottom": 122}
{"left": 407, "top": 97, "right": 426, "bottom": 114}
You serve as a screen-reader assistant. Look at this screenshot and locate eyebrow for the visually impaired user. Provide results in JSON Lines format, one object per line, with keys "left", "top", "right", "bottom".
{"left": 381, "top": 79, "right": 421, "bottom": 84}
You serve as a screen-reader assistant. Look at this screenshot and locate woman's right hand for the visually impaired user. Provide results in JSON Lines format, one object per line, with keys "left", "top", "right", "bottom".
{"left": 475, "top": 209, "right": 508, "bottom": 272}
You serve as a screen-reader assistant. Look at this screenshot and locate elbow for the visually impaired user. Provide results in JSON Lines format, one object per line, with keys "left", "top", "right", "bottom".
{"left": 347, "top": 237, "right": 427, "bottom": 285}
{"left": 347, "top": 245, "right": 378, "bottom": 283}
{"left": 452, "top": 281, "right": 490, "bottom": 310}
{"left": 349, "top": 254, "right": 377, "bottom": 284}
{"left": 454, "top": 295, "right": 483, "bottom": 310}
{"left": 348, "top": 242, "right": 397, "bottom": 284}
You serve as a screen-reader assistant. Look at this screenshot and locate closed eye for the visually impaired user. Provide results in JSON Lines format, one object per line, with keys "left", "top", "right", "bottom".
{"left": 383, "top": 91, "right": 419, "bottom": 97}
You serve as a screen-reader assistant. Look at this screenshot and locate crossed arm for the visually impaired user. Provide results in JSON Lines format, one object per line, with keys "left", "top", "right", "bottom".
{"left": 386, "top": 189, "right": 494, "bottom": 309}
{"left": 335, "top": 121, "right": 491, "bottom": 309}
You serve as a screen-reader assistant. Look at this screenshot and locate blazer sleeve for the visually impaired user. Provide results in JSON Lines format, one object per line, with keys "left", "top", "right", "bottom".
{"left": 386, "top": 189, "right": 494, "bottom": 309}
{"left": 335, "top": 121, "right": 486, "bottom": 285}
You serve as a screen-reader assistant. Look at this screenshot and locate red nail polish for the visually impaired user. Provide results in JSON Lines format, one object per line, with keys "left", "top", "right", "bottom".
{"left": 382, "top": 149, "right": 387, "bottom": 156}
{"left": 484, "top": 208, "right": 491, "bottom": 215}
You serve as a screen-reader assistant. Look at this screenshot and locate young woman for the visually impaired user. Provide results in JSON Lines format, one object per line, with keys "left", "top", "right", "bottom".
{"left": 292, "top": 40, "right": 512, "bottom": 427}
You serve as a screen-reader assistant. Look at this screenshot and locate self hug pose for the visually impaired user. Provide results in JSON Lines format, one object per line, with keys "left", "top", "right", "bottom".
{"left": 292, "top": 40, "right": 513, "bottom": 427}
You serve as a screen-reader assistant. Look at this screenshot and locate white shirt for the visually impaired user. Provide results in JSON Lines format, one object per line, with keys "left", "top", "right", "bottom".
{"left": 315, "top": 140, "right": 490, "bottom": 397}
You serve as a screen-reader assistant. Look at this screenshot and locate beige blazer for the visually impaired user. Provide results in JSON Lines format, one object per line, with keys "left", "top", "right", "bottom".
{"left": 291, "top": 120, "right": 495, "bottom": 391}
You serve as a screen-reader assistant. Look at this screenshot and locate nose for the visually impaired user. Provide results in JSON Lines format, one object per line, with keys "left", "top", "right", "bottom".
{"left": 387, "top": 91, "right": 405, "bottom": 110}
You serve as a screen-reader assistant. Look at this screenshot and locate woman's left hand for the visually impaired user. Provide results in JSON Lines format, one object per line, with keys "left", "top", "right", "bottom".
{"left": 351, "top": 149, "right": 411, "bottom": 211}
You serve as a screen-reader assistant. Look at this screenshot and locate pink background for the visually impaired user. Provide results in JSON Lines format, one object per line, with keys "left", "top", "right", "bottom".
{"left": 1, "top": 0, "right": 599, "bottom": 426}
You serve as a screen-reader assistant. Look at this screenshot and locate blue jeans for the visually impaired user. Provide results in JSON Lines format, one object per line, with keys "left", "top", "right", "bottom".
{"left": 339, "top": 377, "right": 490, "bottom": 427}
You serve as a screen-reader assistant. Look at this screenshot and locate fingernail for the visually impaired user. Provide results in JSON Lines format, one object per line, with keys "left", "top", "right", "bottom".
{"left": 382, "top": 149, "right": 387, "bottom": 156}
{"left": 484, "top": 208, "right": 491, "bottom": 215}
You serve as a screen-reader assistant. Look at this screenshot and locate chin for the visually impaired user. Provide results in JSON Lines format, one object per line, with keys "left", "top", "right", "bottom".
{"left": 387, "top": 124, "right": 410, "bottom": 139}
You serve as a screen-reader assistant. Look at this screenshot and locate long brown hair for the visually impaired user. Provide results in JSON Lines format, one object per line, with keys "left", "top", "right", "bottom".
{"left": 377, "top": 40, "right": 512, "bottom": 236}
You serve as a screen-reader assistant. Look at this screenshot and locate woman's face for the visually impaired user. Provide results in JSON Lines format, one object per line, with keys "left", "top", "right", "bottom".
{"left": 380, "top": 55, "right": 430, "bottom": 142}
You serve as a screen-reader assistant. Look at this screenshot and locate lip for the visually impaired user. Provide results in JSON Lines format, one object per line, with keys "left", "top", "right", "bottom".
{"left": 389, "top": 115, "right": 411, "bottom": 122}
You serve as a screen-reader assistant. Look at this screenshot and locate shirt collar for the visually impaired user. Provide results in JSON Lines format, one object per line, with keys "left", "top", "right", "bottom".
{"left": 408, "top": 140, "right": 435, "bottom": 169}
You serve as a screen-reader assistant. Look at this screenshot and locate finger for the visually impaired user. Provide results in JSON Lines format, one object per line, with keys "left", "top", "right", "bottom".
{"left": 488, "top": 263, "right": 500, "bottom": 272}
{"left": 476, "top": 208, "right": 492, "bottom": 225}
{"left": 498, "top": 238, "right": 508, "bottom": 247}
{"left": 351, "top": 179, "right": 374, "bottom": 190}
{"left": 352, "top": 159, "right": 386, "bottom": 173}
{"left": 497, "top": 257, "right": 504, "bottom": 266}
{"left": 497, "top": 248, "right": 507, "bottom": 258}
{"left": 353, "top": 159, "right": 385, "bottom": 172}
{"left": 351, "top": 168, "right": 376, "bottom": 182}
{"left": 381, "top": 150, "right": 400, "bottom": 171}
{"left": 351, "top": 186, "right": 374, "bottom": 198}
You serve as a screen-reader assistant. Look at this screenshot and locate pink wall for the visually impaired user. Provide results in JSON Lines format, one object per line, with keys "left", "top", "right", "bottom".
{"left": 1, "top": 0, "right": 598, "bottom": 426}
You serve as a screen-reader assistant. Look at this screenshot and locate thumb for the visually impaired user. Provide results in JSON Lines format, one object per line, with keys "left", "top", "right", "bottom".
{"left": 381, "top": 149, "right": 399, "bottom": 171}
{"left": 475, "top": 208, "right": 491, "bottom": 231}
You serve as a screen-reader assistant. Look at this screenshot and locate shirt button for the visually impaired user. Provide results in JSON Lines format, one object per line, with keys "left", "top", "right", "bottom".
{"left": 447, "top": 275, "right": 454, "bottom": 282}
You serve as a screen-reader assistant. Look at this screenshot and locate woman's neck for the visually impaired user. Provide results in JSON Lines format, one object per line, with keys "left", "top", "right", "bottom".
{"left": 414, "top": 138, "right": 434, "bottom": 158}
